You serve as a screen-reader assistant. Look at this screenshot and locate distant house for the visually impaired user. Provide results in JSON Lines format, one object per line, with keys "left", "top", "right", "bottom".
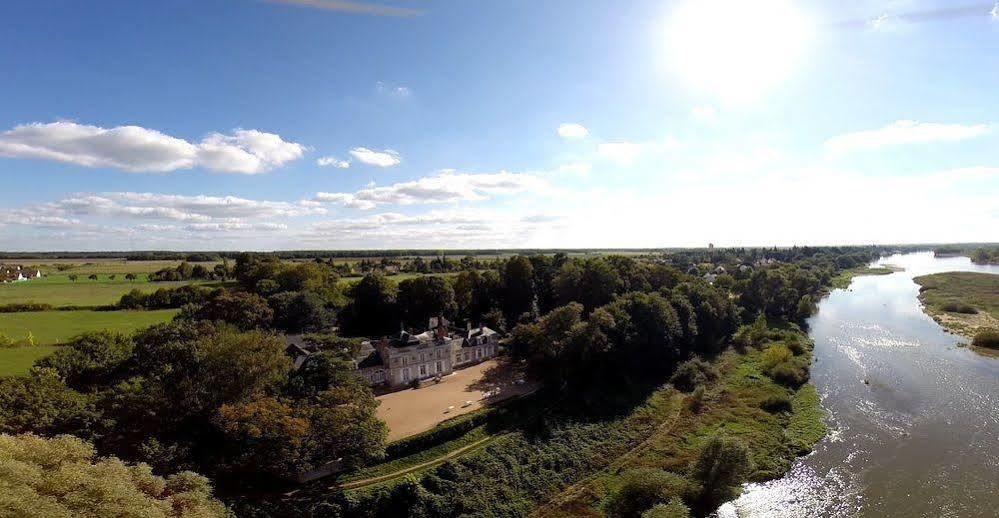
{"left": 0, "top": 265, "right": 41, "bottom": 283}
{"left": 285, "top": 317, "right": 502, "bottom": 390}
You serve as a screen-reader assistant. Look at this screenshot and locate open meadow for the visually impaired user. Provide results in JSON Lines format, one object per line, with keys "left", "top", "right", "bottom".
{"left": 0, "top": 271, "right": 227, "bottom": 307}
{"left": 0, "top": 309, "right": 178, "bottom": 345}
{"left": 0, "top": 345, "right": 63, "bottom": 376}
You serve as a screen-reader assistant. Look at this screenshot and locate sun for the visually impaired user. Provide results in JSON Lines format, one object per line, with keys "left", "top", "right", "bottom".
{"left": 666, "top": 0, "right": 812, "bottom": 103}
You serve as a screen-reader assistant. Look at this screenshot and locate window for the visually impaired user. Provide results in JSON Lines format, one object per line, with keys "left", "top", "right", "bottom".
{"left": 420, "top": 365, "right": 427, "bottom": 376}
{"left": 402, "top": 367, "right": 410, "bottom": 381}
{"left": 436, "top": 361, "right": 442, "bottom": 373}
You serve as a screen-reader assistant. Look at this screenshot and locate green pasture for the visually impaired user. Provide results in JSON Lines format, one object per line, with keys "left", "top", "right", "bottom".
{"left": 0, "top": 309, "right": 179, "bottom": 346}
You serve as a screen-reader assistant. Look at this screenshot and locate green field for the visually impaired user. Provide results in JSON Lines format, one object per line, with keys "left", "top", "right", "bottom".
{"left": 0, "top": 345, "right": 63, "bottom": 376}
{"left": 0, "top": 309, "right": 178, "bottom": 345}
{"left": 0, "top": 275, "right": 222, "bottom": 307}
{"left": 2, "top": 259, "right": 220, "bottom": 275}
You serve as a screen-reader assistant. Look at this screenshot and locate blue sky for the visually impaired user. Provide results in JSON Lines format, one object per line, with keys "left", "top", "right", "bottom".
{"left": 1, "top": 0, "right": 997, "bottom": 250}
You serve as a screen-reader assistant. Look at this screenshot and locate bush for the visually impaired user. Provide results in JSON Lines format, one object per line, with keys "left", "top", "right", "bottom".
{"left": 686, "top": 385, "right": 706, "bottom": 413}
{"left": 759, "top": 344, "right": 793, "bottom": 371}
{"left": 767, "top": 361, "right": 809, "bottom": 387}
{"left": 759, "top": 394, "right": 793, "bottom": 413}
{"left": 972, "top": 327, "right": 999, "bottom": 349}
{"left": 670, "top": 359, "right": 718, "bottom": 392}
{"left": 692, "top": 435, "right": 752, "bottom": 511}
{"left": 0, "top": 303, "right": 54, "bottom": 313}
{"left": 642, "top": 500, "right": 690, "bottom": 518}
{"left": 603, "top": 468, "right": 689, "bottom": 518}
{"left": 941, "top": 302, "right": 978, "bottom": 314}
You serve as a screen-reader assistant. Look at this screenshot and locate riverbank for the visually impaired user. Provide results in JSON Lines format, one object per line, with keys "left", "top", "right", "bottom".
{"left": 534, "top": 326, "right": 825, "bottom": 517}
{"left": 914, "top": 271, "right": 999, "bottom": 345}
{"left": 830, "top": 265, "right": 901, "bottom": 290}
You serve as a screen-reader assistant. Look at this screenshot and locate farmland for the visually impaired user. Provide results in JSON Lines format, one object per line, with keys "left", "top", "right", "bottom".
{"left": 0, "top": 345, "right": 62, "bottom": 376}
{"left": 0, "top": 309, "right": 178, "bottom": 346}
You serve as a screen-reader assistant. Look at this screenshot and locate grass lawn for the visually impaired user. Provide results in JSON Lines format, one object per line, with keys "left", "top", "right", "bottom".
{"left": 0, "top": 275, "right": 224, "bottom": 307}
{"left": 914, "top": 272, "right": 999, "bottom": 338}
{"left": 0, "top": 345, "right": 62, "bottom": 377}
{"left": 0, "top": 309, "right": 179, "bottom": 345}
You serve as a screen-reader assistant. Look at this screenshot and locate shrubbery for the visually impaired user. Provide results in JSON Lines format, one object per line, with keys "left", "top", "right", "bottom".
{"left": 759, "top": 394, "right": 793, "bottom": 413}
{"left": 972, "top": 327, "right": 999, "bottom": 349}
{"left": 670, "top": 358, "right": 718, "bottom": 392}
{"left": 941, "top": 302, "right": 978, "bottom": 314}
{"left": 0, "top": 303, "right": 54, "bottom": 313}
{"left": 603, "top": 468, "right": 690, "bottom": 518}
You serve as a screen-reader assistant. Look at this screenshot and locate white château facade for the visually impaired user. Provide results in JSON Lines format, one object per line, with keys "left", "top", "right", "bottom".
{"left": 355, "top": 317, "right": 500, "bottom": 388}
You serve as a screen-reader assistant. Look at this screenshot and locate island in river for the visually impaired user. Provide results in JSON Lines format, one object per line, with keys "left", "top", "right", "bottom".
{"left": 914, "top": 271, "right": 999, "bottom": 347}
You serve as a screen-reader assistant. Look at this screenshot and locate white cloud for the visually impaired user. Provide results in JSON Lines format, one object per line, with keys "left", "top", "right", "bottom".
{"left": 376, "top": 81, "right": 412, "bottom": 98}
{"left": 349, "top": 147, "right": 401, "bottom": 167}
{"left": 317, "top": 156, "right": 351, "bottom": 168}
{"left": 315, "top": 170, "right": 548, "bottom": 209}
{"left": 552, "top": 161, "right": 592, "bottom": 177}
{"left": 0, "top": 121, "right": 305, "bottom": 174}
{"left": 184, "top": 222, "right": 289, "bottom": 232}
{"left": 197, "top": 129, "right": 306, "bottom": 174}
{"left": 557, "top": 123, "right": 589, "bottom": 139}
{"left": 691, "top": 105, "right": 718, "bottom": 123}
{"left": 825, "top": 120, "right": 990, "bottom": 154}
{"left": 597, "top": 141, "right": 643, "bottom": 164}
{"left": 992, "top": 1, "right": 998, "bottom": 19}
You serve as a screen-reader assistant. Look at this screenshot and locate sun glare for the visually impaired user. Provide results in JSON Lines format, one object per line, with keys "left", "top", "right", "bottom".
{"left": 666, "top": 0, "right": 812, "bottom": 103}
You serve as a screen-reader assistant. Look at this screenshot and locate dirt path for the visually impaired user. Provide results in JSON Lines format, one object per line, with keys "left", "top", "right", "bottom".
{"left": 337, "top": 435, "right": 498, "bottom": 490}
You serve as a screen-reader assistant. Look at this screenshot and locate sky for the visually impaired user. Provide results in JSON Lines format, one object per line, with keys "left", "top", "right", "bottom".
{"left": 0, "top": 0, "right": 997, "bottom": 251}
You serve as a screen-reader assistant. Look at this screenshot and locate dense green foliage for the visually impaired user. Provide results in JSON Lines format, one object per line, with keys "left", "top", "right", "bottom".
{"left": 0, "top": 433, "right": 230, "bottom": 517}
{"left": 0, "top": 322, "right": 386, "bottom": 483}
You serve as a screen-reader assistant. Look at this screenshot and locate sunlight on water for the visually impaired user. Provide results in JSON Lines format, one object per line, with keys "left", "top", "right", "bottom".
{"left": 719, "top": 252, "right": 999, "bottom": 517}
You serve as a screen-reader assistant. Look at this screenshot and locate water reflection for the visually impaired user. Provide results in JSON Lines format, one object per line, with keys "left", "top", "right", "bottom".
{"left": 718, "top": 252, "right": 999, "bottom": 517}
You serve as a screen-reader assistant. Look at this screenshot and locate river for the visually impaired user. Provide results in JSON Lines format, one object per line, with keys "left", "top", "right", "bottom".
{"left": 718, "top": 252, "right": 999, "bottom": 517}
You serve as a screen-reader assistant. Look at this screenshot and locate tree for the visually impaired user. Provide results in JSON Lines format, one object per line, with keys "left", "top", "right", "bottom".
{"left": 692, "top": 435, "right": 752, "bottom": 511}
{"left": 268, "top": 291, "right": 334, "bottom": 333}
{"left": 88, "top": 274, "right": 98, "bottom": 281}
{"left": 108, "top": 274, "right": 116, "bottom": 280}
{"left": 341, "top": 273, "right": 397, "bottom": 336}
{"left": 0, "top": 433, "right": 231, "bottom": 517}
{"left": 36, "top": 331, "right": 134, "bottom": 389}
{"left": 275, "top": 262, "right": 340, "bottom": 296}
{"left": 193, "top": 290, "right": 273, "bottom": 330}
{"left": 125, "top": 273, "right": 137, "bottom": 282}
{"left": 554, "top": 258, "right": 622, "bottom": 312}
{"left": 397, "top": 276, "right": 456, "bottom": 327}
{"left": 0, "top": 368, "right": 99, "bottom": 438}
{"left": 502, "top": 256, "right": 535, "bottom": 323}
{"left": 214, "top": 395, "right": 309, "bottom": 477}
{"left": 68, "top": 274, "right": 77, "bottom": 282}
